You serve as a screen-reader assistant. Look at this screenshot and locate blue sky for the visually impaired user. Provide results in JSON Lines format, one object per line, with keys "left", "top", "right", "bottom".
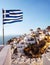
{"left": 0, "top": 0, "right": 50, "bottom": 36}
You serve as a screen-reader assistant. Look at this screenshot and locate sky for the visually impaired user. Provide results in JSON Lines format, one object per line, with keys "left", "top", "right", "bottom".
{"left": 0, "top": 0, "right": 50, "bottom": 36}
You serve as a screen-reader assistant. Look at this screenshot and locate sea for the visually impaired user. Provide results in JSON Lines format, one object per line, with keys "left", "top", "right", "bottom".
{"left": 0, "top": 35, "right": 19, "bottom": 45}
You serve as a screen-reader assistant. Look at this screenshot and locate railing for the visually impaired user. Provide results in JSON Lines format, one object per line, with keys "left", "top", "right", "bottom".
{"left": 0, "top": 45, "right": 11, "bottom": 65}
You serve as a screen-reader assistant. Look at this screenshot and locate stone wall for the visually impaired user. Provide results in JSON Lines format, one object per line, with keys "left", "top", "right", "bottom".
{"left": 0, "top": 45, "right": 4, "bottom": 51}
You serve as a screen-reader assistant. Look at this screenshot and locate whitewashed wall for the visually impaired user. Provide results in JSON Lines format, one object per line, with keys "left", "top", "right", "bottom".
{"left": 0, "top": 45, "right": 11, "bottom": 65}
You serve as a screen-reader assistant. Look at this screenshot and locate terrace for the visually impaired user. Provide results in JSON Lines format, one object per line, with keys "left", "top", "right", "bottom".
{"left": 0, "top": 45, "right": 50, "bottom": 65}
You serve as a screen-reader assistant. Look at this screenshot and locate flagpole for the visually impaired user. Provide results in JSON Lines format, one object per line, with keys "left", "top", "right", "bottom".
{"left": 3, "top": 23, "right": 4, "bottom": 45}
{"left": 2, "top": 9, "right": 23, "bottom": 45}
{"left": 2, "top": 9, "right": 4, "bottom": 45}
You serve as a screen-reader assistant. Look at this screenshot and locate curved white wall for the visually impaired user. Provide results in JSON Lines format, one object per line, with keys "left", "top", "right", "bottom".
{"left": 0, "top": 45, "right": 11, "bottom": 65}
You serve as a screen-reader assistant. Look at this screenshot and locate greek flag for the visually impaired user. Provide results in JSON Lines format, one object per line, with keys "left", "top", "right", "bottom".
{"left": 2, "top": 9, "right": 23, "bottom": 24}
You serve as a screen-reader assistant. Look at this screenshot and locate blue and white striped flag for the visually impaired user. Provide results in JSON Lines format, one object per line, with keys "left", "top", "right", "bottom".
{"left": 2, "top": 9, "right": 23, "bottom": 24}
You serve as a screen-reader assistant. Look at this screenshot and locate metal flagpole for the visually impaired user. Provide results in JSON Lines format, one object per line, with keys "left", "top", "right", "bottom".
{"left": 3, "top": 22, "right": 4, "bottom": 45}
{"left": 2, "top": 9, "right": 4, "bottom": 45}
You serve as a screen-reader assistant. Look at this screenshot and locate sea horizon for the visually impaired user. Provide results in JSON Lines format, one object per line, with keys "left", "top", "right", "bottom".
{"left": 0, "top": 35, "right": 20, "bottom": 45}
